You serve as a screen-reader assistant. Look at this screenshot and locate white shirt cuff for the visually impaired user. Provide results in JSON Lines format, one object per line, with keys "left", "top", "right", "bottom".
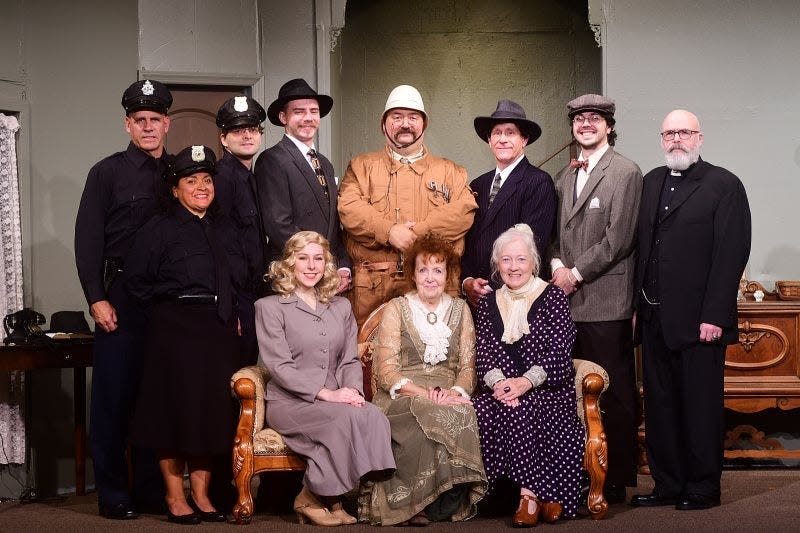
{"left": 484, "top": 368, "right": 506, "bottom": 389}
{"left": 523, "top": 365, "right": 547, "bottom": 388}
{"left": 550, "top": 258, "right": 565, "bottom": 271}
{"left": 571, "top": 267, "right": 583, "bottom": 283}
{"left": 389, "top": 377, "right": 411, "bottom": 400}
{"left": 450, "top": 385, "right": 470, "bottom": 399}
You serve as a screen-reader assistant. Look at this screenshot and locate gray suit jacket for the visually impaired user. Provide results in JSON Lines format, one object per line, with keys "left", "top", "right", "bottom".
{"left": 255, "top": 294, "right": 363, "bottom": 402}
{"left": 552, "top": 147, "right": 642, "bottom": 322}
{"left": 253, "top": 135, "right": 351, "bottom": 268}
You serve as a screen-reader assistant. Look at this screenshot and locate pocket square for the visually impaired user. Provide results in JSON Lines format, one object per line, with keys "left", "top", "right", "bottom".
{"left": 589, "top": 197, "right": 601, "bottom": 209}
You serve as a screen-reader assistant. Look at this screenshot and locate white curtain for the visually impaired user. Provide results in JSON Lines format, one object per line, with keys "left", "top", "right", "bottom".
{"left": 0, "top": 113, "right": 25, "bottom": 464}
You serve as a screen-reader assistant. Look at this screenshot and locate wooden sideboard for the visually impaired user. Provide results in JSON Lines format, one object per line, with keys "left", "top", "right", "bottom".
{"left": 724, "top": 300, "right": 800, "bottom": 459}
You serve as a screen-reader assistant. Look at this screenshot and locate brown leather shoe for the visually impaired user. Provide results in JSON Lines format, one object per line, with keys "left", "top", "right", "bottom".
{"left": 540, "top": 501, "right": 563, "bottom": 523}
{"left": 293, "top": 487, "right": 342, "bottom": 526}
{"left": 512, "top": 494, "right": 540, "bottom": 527}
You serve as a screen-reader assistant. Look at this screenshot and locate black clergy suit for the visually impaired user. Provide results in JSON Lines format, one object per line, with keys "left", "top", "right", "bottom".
{"left": 634, "top": 157, "right": 750, "bottom": 500}
{"left": 254, "top": 135, "right": 350, "bottom": 268}
{"left": 461, "top": 156, "right": 557, "bottom": 286}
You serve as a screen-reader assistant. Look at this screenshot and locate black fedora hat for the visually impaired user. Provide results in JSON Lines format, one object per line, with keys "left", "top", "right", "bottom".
{"left": 267, "top": 78, "right": 334, "bottom": 126}
{"left": 473, "top": 99, "right": 542, "bottom": 145}
{"left": 47, "top": 311, "right": 92, "bottom": 334}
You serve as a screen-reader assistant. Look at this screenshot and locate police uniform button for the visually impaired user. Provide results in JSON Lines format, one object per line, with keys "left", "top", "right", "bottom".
{"left": 322, "top": 349, "right": 328, "bottom": 353}
{"left": 321, "top": 332, "right": 326, "bottom": 336}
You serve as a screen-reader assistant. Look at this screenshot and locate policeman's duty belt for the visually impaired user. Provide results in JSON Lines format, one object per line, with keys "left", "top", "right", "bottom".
{"left": 175, "top": 294, "right": 218, "bottom": 305}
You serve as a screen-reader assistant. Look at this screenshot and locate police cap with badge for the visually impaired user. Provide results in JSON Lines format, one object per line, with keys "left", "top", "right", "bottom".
{"left": 165, "top": 145, "right": 217, "bottom": 185}
{"left": 121, "top": 79, "right": 173, "bottom": 115}
{"left": 216, "top": 96, "right": 266, "bottom": 131}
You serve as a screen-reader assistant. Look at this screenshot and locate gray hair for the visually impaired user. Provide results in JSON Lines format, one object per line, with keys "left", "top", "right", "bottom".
{"left": 490, "top": 223, "right": 541, "bottom": 282}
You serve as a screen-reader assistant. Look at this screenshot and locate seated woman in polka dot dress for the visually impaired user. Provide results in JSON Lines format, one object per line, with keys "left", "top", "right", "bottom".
{"left": 472, "top": 224, "right": 584, "bottom": 527}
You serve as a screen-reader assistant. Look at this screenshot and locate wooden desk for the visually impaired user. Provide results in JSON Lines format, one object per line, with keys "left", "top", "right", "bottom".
{"left": 0, "top": 339, "right": 93, "bottom": 495}
{"left": 724, "top": 300, "right": 800, "bottom": 459}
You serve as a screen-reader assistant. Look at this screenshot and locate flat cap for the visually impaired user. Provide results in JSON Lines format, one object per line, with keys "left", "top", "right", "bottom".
{"left": 566, "top": 94, "right": 615, "bottom": 117}
{"left": 122, "top": 79, "right": 172, "bottom": 115}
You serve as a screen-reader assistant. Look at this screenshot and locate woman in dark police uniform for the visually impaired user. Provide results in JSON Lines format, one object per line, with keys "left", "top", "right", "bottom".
{"left": 124, "top": 145, "right": 248, "bottom": 524}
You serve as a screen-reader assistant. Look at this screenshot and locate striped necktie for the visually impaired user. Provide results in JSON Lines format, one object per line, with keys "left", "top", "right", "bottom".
{"left": 307, "top": 149, "right": 329, "bottom": 201}
{"left": 488, "top": 173, "right": 502, "bottom": 206}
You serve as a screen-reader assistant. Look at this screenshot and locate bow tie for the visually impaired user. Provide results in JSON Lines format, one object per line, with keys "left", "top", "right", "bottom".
{"left": 569, "top": 158, "right": 588, "bottom": 171}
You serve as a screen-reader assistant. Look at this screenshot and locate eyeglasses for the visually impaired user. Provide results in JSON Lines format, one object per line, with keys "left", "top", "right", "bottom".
{"left": 226, "top": 126, "right": 263, "bottom": 136}
{"left": 572, "top": 114, "right": 604, "bottom": 125}
{"left": 660, "top": 129, "right": 699, "bottom": 141}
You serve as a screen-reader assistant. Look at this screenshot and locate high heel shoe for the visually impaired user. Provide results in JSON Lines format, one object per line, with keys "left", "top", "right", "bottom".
{"left": 187, "top": 496, "right": 227, "bottom": 522}
{"left": 540, "top": 501, "right": 563, "bottom": 523}
{"left": 330, "top": 501, "right": 358, "bottom": 525}
{"left": 166, "top": 510, "right": 201, "bottom": 525}
{"left": 512, "top": 494, "right": 541, "bottom": 528}
{"left": 293, "top": 486, "right": 342, "bottom": 526}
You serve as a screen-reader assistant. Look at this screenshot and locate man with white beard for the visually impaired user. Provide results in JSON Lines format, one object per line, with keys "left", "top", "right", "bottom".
{"left": 631, "top": 109, "right": 750, "bottom": 511}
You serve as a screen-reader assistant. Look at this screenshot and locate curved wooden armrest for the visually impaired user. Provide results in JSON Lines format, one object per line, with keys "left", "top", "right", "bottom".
{"left": 582, "top": 372, "right": 608, "bottom": 519}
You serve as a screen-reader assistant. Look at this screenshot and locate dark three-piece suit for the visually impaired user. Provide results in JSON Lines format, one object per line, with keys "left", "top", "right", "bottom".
{"left": 634, "top": 157, "right": 751, "bottom": 500}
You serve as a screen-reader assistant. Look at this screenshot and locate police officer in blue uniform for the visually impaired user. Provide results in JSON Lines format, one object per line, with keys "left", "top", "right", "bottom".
{"left": 214, "top": 95, "right": 267, "bottom": 365}
{"left": 74, "top": 79, "right": 171, "bottom": 519}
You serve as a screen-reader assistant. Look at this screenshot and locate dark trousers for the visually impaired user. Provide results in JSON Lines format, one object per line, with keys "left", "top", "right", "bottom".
{"left": 573, "top": 320, "right": 639, "bottom": 487}
{"left": 640, "top": 310, "right": 724, "bottom": 499}
{"left": 89, "top": 284, "right": 164, "bottom": 508}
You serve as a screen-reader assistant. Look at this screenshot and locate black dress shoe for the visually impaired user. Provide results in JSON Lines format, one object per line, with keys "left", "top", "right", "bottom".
{"left": 99, "top": 503, "right": 139, "bottom": 520}
{"left": 629, "top": 491, "right": 678, "bottom": 507}
{"left": 188, "top": 497, "right": 227, "bottom": 522}
{"left": 675, "top": 494, "right": 720, "bottom": 511}
{"left": 167, "top": 510, "right": 202, "bottom": 525}
{"left": 604, "top": 484, "right": 628, "bottom": 504}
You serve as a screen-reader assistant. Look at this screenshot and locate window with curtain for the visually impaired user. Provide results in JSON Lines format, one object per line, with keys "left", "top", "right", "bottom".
{"left": 0, "top": 112, "right": 25, "bottom": 465}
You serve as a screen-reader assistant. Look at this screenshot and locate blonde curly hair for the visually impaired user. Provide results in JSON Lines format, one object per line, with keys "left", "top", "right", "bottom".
{"left": 267, "top": 231, "right": 340, "bottom": 303}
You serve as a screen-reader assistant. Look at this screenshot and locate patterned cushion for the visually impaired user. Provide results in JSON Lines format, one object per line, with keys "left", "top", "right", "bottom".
{"left": 573, "top": 359, "right": 610, "bottom": 427}
{"left": 253, "top": 428, "right": 294, "bottom": 455}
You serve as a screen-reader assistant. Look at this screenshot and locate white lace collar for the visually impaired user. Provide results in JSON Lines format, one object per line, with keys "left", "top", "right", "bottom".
{"left": 405, "top": 293, "right": 452, "bottom": 366}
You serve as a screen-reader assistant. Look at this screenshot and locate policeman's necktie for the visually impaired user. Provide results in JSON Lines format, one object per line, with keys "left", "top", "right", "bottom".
{"left": 307, "top": 149, "right": 330, "bottom": 201}
{"left": 488, "top": 173, "right": 502, "bottom": 206}
{"left": 201, "top": 218, "right": 233, "bottom": 323}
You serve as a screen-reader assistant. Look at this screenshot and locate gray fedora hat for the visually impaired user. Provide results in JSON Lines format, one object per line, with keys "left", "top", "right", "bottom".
{"left": 473, "top": 99, "right": 542, "bottom": 145}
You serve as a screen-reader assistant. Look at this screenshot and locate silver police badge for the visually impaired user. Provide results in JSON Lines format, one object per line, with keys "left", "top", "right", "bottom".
{"left": 141, "top": 80, "right": 154, "bottom": 96}
{"left": 191, "top": 146, "right": 205, "bottom": 162}
{"left": 233, "top": 96, "right": 249, "bottom": 112}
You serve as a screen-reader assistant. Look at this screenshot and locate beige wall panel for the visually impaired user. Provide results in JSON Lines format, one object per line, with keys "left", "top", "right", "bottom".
{"left": 602, "top": 0, "right": 800, "bottom": 283}
{"left": 337, "top": 0, "right": 601, "bottom": 181}
{"left": 139, "top": 0, "right": 259, "bottom": 74}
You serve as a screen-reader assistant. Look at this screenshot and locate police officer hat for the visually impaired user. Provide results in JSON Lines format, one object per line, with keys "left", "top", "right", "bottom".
{"left": 121, "top": 79, "right": 173, "bottom": 115}
{"left": 165, "top": 145, "right": 217, "bottom": 185}
{"left": 216, "top": 96, "right": 267, "bottom": 130}
{"left": 267, "top": 78, "right": 333, "bottom": 126}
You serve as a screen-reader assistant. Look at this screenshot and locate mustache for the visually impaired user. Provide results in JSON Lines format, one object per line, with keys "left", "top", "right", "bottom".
{"left": 667, "top": 144, "right": 689, "bottom": 153}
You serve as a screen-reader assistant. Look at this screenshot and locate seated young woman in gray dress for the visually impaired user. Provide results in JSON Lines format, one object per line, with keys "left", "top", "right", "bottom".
{"left": 472, "top": 224, "right": 584, "bottom": 527}
{"left": 255, "top": 230, "right": 395, "bottom": 526}
{"left": 359, "top": 235, "right": 487, "bottom": 526}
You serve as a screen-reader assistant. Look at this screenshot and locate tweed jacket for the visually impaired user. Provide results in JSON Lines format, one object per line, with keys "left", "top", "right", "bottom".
{"left": 552, "top": 147, "right": 642, "bottom": 322}
{"left": 253, "top": 135, "right": 350, "bottom": 268}
{"left": 462, "top": 156, "right": 557, "bottom": 286}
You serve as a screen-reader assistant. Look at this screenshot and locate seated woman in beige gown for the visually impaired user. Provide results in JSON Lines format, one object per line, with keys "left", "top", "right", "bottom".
{"left": 359, "top": 235, "right": 487, "bottom": 526}
{"left": 255, "top": 231, "right": 395, "bottom": 526}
